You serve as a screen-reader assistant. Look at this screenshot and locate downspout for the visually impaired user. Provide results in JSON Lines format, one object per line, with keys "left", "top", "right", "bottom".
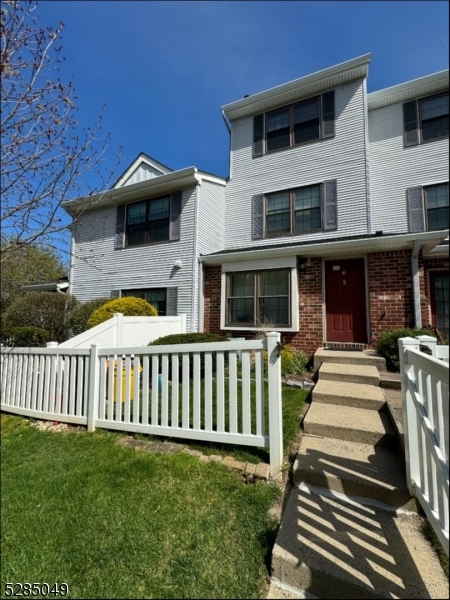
{"left": 412, "top": 240, "right": 422, "bottom": 328}
{"left": 191, "top": 182, "right": 201, "bottom": 332}
{"left": 68, "top": 222, "right": 75, "bottom": 296}
{"left": 363, "top": 78, "right": 372, "bottom": 234}
{"left": 198, "top": 260, "right": 204, "bottom": 332}
{"left": 222, "top": 110, "right": 232, "bottom": 180}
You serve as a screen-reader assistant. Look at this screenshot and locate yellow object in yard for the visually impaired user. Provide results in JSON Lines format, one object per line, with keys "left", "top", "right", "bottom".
{"left": 106, "top": 359, "right": 143, "bottom": 402}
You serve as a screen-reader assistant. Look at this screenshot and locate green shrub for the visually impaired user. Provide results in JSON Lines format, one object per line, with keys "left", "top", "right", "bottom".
{"left": 0, "top": 326, "right": 50, "bottom": 347}
{"left": 262, "top": 345, "right": 309, "bottom": 377}
{"left": 68, "top": 297, "right": 111, "bottom": 336}
{"left": 87, "top": 297, "right": 158, "bottom": 328}
{"left": 376, "top": 327, "right": 434, "bottom": 371}
{"left": 3, "top": 292, "right": 78, "bottom": 343}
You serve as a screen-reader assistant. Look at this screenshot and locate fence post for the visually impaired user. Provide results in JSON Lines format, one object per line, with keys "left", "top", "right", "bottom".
{"left": 416, "top": 335, "right": 437, "bottom": 358}
{"left": 398, "top": 336, "right": 420, "bottom": 496}
{"left": 267, "top": 332, "right": 283, "bottom": 481}
{"left": 46, "top": 342, "right": 59, "bottom": 348}
{"left": 180, "top": 313, "right": 187, "bottom": 333}
{"left": 87, "top": 343, "right": 102, "bottom": 432}
{"left": 114, "top": 313, "right": 123, "bottom": 347}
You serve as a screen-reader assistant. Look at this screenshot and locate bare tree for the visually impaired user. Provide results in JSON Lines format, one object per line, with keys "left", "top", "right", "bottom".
{"left": 1, "top": 0, "right": 122, "bottom": 260}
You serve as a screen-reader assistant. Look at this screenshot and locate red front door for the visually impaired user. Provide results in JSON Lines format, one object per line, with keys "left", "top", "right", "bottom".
{"left": 325, "top": 259, "right": 367, "bottom": 343}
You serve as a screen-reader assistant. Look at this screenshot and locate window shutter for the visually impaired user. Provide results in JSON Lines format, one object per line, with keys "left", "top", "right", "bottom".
{"left": 253, "top": 114, "right": 264, "bottom": 157}
{"left": 114, "top": 204, "right": 126, "bottom": 249}
{"left": 323, "top": 179, "right": 338, "bottom": 230}
{"left": 110, "top": 290, "right": 121, "bottom": 299}
{"left": 403, "top": 100, "right": 419, "bottom": 147}
{"left": 252, "top": 195, "right": 264, "bottom": 239}
{"left": 407, "top": 186, "right": 425, "bottom": 232}
{"left": 322, "top": 91, "right": 335, "bottom": 139}
{"left": 166, "top": 287, "right": 178, "bottom": 316}
{"left": 169, "top": 191, "right": 182, "bottom": 241}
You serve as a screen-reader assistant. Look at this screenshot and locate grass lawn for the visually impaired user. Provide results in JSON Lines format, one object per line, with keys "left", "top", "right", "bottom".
{"left": 0, "top": 399, "right": 299, "bottom": 599}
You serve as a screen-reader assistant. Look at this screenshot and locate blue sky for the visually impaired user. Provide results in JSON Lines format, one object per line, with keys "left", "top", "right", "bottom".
{"left": 37, "top": 0, "right": 449, "bottom": 183}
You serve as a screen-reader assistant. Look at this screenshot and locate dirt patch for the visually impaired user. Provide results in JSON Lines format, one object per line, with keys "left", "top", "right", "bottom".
{"left": 30, "top": 420, "right": 85, "bottom": 433}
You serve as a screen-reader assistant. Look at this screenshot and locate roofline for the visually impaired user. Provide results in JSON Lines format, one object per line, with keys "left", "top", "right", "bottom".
{"left": 199, "top": 230, "right": 449, "bottom": 264}
{"left": 368, "top": 70, "right": 449, "bottom": 110}
{"left": 221, "top": 53, "right": 371, "bottom": 121}
{"left": 62, "top": 167, "right": 227, "bottom": 214}
{"left": 113, "top": 152, "right": 174, "bottom": 189}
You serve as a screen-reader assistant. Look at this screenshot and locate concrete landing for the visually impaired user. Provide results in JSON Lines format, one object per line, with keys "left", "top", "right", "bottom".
{"left": 312, "top": 379, "right": 385, "bottom": 410}
{"left": 319, "top": 362, "right": 380, "bottom": 386}
{"left": 314, "top": 349, "right": 387, "bottom": 371}
{"left": 303, "top": 402, "right": 396, "bottom": 448}
{"left": 272, "top": 488, "right": 448, "bottom": 599}
{"left": 293, "top": 435, "right": 416, "bottom": 511}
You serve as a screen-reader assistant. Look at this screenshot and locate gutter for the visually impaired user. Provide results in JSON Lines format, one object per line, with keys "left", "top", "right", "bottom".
{"left": 411, "top": 240, "right": 422, "bottom": 328}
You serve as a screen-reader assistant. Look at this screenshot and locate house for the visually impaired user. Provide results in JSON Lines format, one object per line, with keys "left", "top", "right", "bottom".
{"left": 63, "top": 55, "right": 449, "bottom": 355}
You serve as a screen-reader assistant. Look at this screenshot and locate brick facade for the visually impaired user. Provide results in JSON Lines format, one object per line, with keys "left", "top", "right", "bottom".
{"left": 203, "top": 249, "right": 448, "bottom": 358}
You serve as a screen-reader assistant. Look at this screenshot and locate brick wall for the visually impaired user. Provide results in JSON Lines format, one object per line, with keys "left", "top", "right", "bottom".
{"left": 203, "top": 265, "right": 222, "bottom": 335}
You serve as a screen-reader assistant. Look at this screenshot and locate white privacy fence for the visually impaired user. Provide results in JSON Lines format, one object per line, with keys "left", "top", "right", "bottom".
{"left": 1, "top": 333, "right": 284, "bottom": 479}
{"left": 399, "top": 336, "right": 449, "bottom": 555}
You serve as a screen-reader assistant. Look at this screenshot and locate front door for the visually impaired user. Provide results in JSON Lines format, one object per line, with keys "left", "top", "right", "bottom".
{"left": 325, "top": 258, "right": 367, "bottom": 343}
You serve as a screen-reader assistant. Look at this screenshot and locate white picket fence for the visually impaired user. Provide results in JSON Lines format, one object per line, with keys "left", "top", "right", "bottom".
{"left": 0, "top": 333, "right": 284, "bottom": 479}
{"left": 399, "top": 336, "right": 449, "bottom": 555}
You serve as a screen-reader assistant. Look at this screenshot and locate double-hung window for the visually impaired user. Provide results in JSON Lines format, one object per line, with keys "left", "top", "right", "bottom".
{"left": 266, "top": 184, "right": 322, "bottom": 236}
{"left": 121, "top": 288, "right": 167, "bottom": 315}
{"left": 226, "top": 269, "right": 290, "bottom": 327}
{"left": 125, "top": 195, "right": 170, "bottom": 247}
{"left": 424, "top": 183, "right": 449, "bottom": 231}
{"left": 419, "top": 93, "right": 449, "bottom": 143}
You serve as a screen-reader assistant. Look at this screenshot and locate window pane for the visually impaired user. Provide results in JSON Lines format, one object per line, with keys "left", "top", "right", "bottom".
{"left": 260, "top": 270, "right": 288, "bottom": 296}
{"left": 228, "top": 298, "right": 254, "bottom": 324}
{"left": 295, "top": 186, "right": 320, "bottom": 210}
{"left": 149, "top": 197, "right": 170, "bottom": 221}
{"left": 267, "top": 192, "right": 290, "bottom": 214}
{"left": 127, "top": 223, "right": 146, "bottom": 245}
{"left": 148, "top": 219, "right": 169, "bottom": 242}
{"left": 295, "top": 208, "right": 321, "bottom": 232}
{"left": 122, "top": 289, "right": 145, "bottom": 299}
{"left": 267, "top": 109, "right": 290, "bottom": 132}
{"left": 426, "top": 183, "right": 449, "bottom": 209}
{"left": 127, "top": 201, "right": 147, "bottom": 224}
{"left": 230, "top": 273, "right": 254, "bottom": 297}
{"left": 294, "top": 121, "right": 320, "bottom": 144}
{"left": 145, "top": 289, "right": 166, "bottom": 315}
{"left": 267, "top": 192, "right": 290, "bottom": 233}
{"left": 422, "top": 116, "right": 449, "bottom": 141}
{"left": 421, "top": 95, "right": 449, "bottom": 120}
{"left": 267, "top": 128, "right": 290, "bottom": 151}
{"left": 428, "top": 207, "right": 449, "bottom": 231}
{"left": 259, "top": 297, "right": 289, "bottom": 325}
{"left": 294, "top": 98, "right": 319, "bottom": 123}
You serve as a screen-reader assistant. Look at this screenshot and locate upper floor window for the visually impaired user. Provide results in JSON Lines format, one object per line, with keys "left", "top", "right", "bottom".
{"left": 403, "top": 92, "right": 449, "bottom": 147}
{"left": 252, "top": 179, "right": 337, "bottom": 240}
{"left": 126, "top": 196, "right": 170, "bottom": 246}
{"left": 424, "top": 183, "right": 449, "bottom": 231}
{"left": 253, "top": 90, "right": 335, "bottom": 157}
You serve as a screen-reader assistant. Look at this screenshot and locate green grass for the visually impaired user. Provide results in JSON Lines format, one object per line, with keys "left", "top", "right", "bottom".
{"left": 129, "top": 383, "right": 308, "bottom": 464}
{"left": 1, "top": 414, "right": 281, "bottom": 599}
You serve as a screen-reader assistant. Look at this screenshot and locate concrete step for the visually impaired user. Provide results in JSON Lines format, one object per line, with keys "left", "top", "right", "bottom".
{"left": 314, "top": 348, "right": 387, "bottom": 372}
{"left": 303, "top": 403, "right": 396, "bottom": 448}
{"left": 379, "top": 372, "right": 401, "bottom": 390}
{"left": 319, "top": 362, "right": 380, "bottom": 386}
{"left": 272, "top": 488, "right": 448, "bottom": 599}
{"left": 293, "top": 435, "right": 416, "bottom": 511}
{"left": 313, "top": 379, "right": 385, "bottom": 410}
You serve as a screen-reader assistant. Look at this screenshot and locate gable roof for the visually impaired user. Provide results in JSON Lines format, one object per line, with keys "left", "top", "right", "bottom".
{"left": 221, "top": 53, "right": 371, "bottom": 121}
{"left": 113, "top": 152, "right": 173, "bottom": 189}
{"left": 367, "top": 70, "right": 449, "bottom": 110}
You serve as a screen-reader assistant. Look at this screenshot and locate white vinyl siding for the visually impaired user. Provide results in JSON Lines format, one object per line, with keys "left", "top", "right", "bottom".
{"left": 225, "top": 79, "right": 369, "bottom": 249}
{"left": 71, "top": 187, "right": 197, "bottom": 332}
{"left": 197, "top": 180, "right": 226, "bottom": 256}
{"left": 369, "top": 102, "right": 449, "bottom": 233}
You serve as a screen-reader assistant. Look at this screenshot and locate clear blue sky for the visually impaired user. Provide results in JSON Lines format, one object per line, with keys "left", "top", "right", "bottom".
{"left": 38, "top": 0, "right": 449, "bottom": 182}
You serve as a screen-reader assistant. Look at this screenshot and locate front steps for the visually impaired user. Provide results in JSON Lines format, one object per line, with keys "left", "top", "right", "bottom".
{"left": 270, "top": 351, "right": 447, "bottom": 599}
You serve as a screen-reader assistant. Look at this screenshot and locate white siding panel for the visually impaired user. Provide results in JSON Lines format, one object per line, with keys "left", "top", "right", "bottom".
{"left": 71, "top": 187, "right": 196, "bottom": 331}
{"left": 369, "top": 103, "right": 449, "bottom": 233}
{"left": 197, "top": 180, "right": 226, "bottom": 256}
{"left": 121, "top": 163, "right": 164, "bottom": 187}
{"left": 225, "top": 79, "right": 369, "bottom": 249}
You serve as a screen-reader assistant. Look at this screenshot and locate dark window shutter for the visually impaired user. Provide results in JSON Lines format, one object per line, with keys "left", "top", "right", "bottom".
{"left": 253, "top": 114, "right": 264, "bottom": 157}
{"left": 166, "top": 287, "right": 178, "bottom": 316}
{"left": 403, "top": 100, "right": 419, "bottom": 147}
{"left": 407, "top": 186, "right": 425, "bottom": 232}
{"left": 322, "top": 91, "right": 335, "bottom": 139}
{"left": 114, "top": 204, "right": 126, "bottom": 249}
{"left": 169, "top": 191, "right": 182, "bottom": 241}
{"left": 323, "top": 179, "right": 338, "bottom": 230}
{"left": 110, "top": 290, "right": 121, "bottom": 299}
{"left": 252, "top": 195, "right": 264, "bottom": 239}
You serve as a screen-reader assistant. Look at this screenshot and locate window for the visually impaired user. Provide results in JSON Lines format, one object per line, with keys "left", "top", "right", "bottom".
{"left": 122, "top": 288, "right": 167, "bottom": 315}
{"left": 125, "top": 195, "right": 170, "bottom": 247}
{"left": 266, "top": 184, "right": 322, "bottom": 235}
{"left": 419, "top": 93, "right": 449, "bottom": 143}
{"left": 424, "top": 183, "right": 449, "bottom": 231}
{"left": 430, "top": 272, "right": 449, "bottom": 342}
{"left": 226, "top": 269, "right": 290, "bottom": 327}
{"left": 254, "top": 90, "right": 335, "bottom": 156}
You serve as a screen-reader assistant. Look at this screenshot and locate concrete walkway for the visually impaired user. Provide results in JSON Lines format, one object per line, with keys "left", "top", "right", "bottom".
{"left": 268, "top": 350, "right": 448, "bottom": 599}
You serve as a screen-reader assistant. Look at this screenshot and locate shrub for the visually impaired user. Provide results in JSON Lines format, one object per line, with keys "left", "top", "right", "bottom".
{"left": 0, "top": 326, "right": 50, "bottom": 347}
{"left": 3, "top": 292, "right": 78, "bottom": 343}
{"left": 87, "top": 297, "right": 158, "bottom": 329}
{"left": 376, "top": 327, "right": 433, "bottom": 372}
{"left": 262, "top": 345, "right": 309, "bottom": 377}
{"left": 68, "top": 297, "right": 111, "bottom": 337}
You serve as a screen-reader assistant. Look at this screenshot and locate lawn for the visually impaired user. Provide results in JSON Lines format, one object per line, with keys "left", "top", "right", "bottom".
{"left": 0, "top": 383, "right": 307, "bottom": 600}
